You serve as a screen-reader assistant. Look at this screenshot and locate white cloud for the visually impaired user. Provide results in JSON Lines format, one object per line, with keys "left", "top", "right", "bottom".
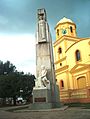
{"left": 0, "top": 34, "right": 36, "bottom": 75}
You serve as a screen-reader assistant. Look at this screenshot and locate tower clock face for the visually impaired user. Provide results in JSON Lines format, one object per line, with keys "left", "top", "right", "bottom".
{"left": 62, "top": 29, "right": 67, "bottom": 34}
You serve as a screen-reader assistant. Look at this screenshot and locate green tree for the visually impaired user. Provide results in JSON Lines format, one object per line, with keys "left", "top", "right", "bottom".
{"left": 0, "top": 61, "right": 4, "bottom": 75}
{"left": 4, "top": 61, "right": 16, "bottom": 74}
{"left": 0, "top": 61, "right": 35, "bottom": 105}
{"left": 0, "top": 73, "right": 19, "bottom": 105}
{"left": 0, "top": 60, "right": 16, "bottom": 75}
{"left": 19, "top": 74, "right": 35, "bottom": 101}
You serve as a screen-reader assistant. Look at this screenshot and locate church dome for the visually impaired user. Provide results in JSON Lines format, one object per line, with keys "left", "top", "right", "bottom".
{"left": 57, "top": 17, "right": 74, "bottom": 25}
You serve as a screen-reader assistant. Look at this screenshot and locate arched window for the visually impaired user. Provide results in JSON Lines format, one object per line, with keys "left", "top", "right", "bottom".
{"left": 70, "top": 26, "right": 73, "bottom": 33}
{"left": 57, "top": 29, "right": 59, "bottom": 36}
{"left": 60, "top": 80, "right": 64, "bottom": 88}
{"left": 60, "top": 63, "right": 62, "bottom": 66}
{"left": 75, "top": 50, "right": 81, "bottom": 61}
{"left": 58, "top": 47, "right": 62, "bottom": 54}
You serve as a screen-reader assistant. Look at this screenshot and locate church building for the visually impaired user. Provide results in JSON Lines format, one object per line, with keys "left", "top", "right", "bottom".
{"left": 53, "top": 17, "right": 90, "bottom": 103}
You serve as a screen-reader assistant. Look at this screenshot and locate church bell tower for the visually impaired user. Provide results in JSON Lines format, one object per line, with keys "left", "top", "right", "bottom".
{"left": 55, "top": 17, "right": 77, "bottom": 40}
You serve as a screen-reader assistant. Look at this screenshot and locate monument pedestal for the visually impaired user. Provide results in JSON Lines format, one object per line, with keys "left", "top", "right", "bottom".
{"left": 33, "top": 87, "right": 51, "bottom": 103}
{"left": 29, "top": 86, "right": 61, "bottom": 110}
{"left": 29, "top": 87, "right": 53, "bottom": 110}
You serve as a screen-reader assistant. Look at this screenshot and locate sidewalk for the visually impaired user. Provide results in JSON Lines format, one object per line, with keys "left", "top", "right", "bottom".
{"left": 0, "top": 104, "right": 29, "bottom": 111}
{"left": 0, "top": 107, "right": 90, "bottom": 119}
{"left": 0, "top": 104, "right": 68, "bottom": 112}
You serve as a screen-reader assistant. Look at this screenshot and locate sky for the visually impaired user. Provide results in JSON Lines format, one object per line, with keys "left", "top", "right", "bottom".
{"left": 0, "top": 0, "right": 90, "bottom": 75}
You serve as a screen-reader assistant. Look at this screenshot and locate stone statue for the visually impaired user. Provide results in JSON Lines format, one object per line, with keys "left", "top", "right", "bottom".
{"left": 35, "top": 65, "right": 50, "bottom": 89}
{"left": 37, "top": 9, "right": 47, "bottom": 43}
{"left": 40, "top": 65, "right": 50, "bottom": 87}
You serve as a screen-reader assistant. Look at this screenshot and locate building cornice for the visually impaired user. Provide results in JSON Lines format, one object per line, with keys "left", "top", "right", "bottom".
{"left": 55, "top": 65, "right": 69, "bottom": 73}
{"left": 65, "top": 38, "right": 90, "bottom": 53}
{"left": 54, "top": 56, "right": 66, "bottom": 64}
{"left": 53, "top": 35, "right": 80, "bottom": 47}
{"left": 70, "top": 64, "right": 90, "bottom": 74}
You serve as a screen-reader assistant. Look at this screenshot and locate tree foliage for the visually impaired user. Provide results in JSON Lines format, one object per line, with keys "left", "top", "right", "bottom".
{"left": 0, "top": 60, "right": 16, "bottom": 75}
{"left": 0, "top": 60, "right": 35, "bottom": 105}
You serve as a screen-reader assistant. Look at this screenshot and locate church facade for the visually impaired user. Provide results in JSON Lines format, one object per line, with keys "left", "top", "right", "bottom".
{"left": 53, "top": 17, "right": 90, "bottom": 103}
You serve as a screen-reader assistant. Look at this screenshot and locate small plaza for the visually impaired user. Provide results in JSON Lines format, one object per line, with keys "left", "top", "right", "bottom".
{"left": 0, "top": 106, "right": 90, "bottom": 119}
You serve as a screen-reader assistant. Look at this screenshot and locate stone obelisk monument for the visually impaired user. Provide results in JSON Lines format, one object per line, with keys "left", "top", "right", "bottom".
{"left": 31, "top": 8, "right": 60, "bottom": 109}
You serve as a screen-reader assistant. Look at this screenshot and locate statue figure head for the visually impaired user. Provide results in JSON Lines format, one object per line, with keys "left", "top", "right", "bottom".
{"left": 41, "top": 65, "right": 45, "bottom": 71}
{"left": 38, "top": 8, "right": 47, "bottom": 21}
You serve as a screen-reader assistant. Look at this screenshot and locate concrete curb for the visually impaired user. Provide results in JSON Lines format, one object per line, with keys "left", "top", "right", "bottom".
{"left": 13, "top": 106, "right": 68, "bottom": 112}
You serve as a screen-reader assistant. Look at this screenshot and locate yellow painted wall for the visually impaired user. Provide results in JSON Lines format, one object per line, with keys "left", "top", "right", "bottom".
{"left": 87, "top": 71, "right": 90, "bottom": 86}
{"left": 56, "top": 71, "right": 69, "bottom": 90}
{"left": 55, "top": 60, "right": 67, "bottom": 70}
{"left": 65, "top": 39, "right": 76, "bottom": 50}
{"left": 54, "top": 40, "right": 66, "bottom": 62}
{"left": 66, "top": 39, "right": 90, "bottom": 70}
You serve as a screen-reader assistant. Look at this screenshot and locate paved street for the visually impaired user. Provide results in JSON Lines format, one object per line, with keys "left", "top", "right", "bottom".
{"left": 0, "top": 107, "right": 90, "bottom": 119}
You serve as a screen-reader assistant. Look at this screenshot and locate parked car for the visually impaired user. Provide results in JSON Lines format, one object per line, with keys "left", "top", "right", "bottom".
{"left": 16, "top": 97, "right": 26, "bottom": 104}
